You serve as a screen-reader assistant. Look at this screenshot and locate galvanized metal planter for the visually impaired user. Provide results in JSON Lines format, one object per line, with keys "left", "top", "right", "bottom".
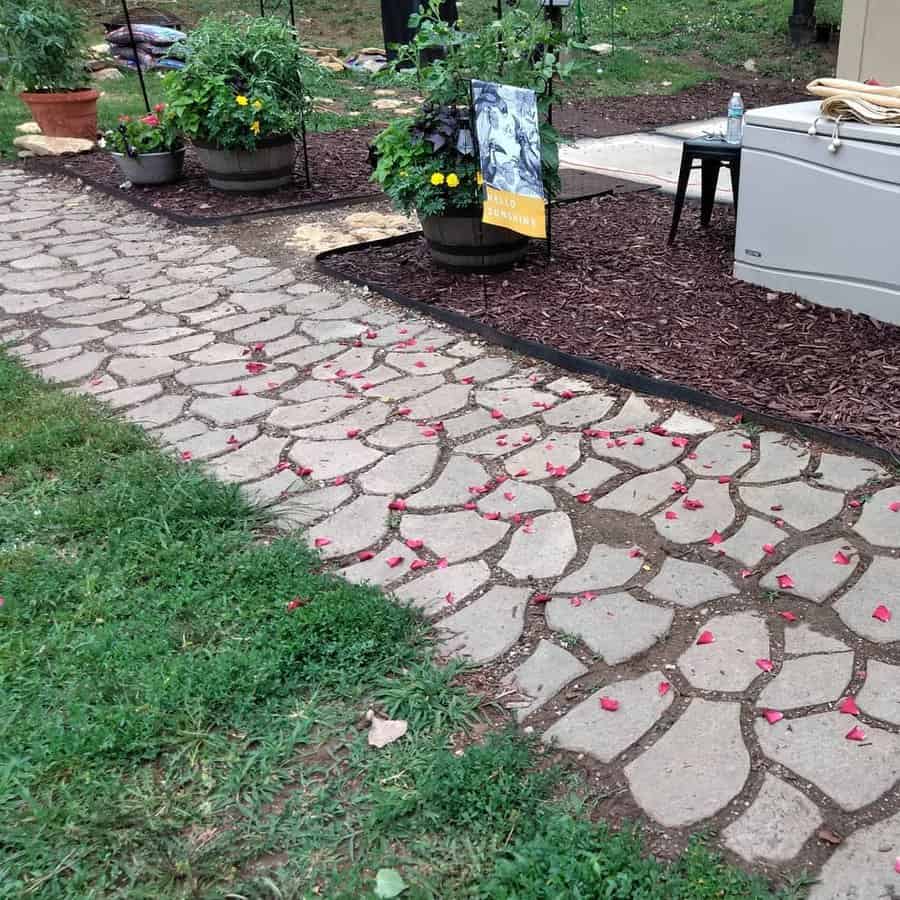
{"left": 109, "top": 146, "right": 185, "bottom": 185}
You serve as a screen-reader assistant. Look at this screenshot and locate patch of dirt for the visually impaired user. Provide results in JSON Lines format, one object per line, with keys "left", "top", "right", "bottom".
{"left": 322, "top": 191, "right": 900, "bottom": 456}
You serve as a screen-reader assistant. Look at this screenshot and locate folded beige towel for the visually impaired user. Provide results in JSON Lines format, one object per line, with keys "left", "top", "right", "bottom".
{"left": 807, "top": 77, "right": 900, "bottom": 125}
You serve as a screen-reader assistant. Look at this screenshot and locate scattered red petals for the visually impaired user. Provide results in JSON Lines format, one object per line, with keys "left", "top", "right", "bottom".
{"left": 664, "top": 510, "right": 678, "bottom": 520}
{"left": 838, "top": 696, "right": 860, "bottom": 716}
{"left": 560, "top": 389, "right": 575, "bottom": 399}
{"left": 671, "top": 481, "right": 688, "bottom": 494}
{"left": 388, "top": 498, "right": 407, "bottom": 511}
{"left": 658, "top": 681, "right": 670, "bottom": 696}
{"left": 845, "top": 725, "right": 866, "bottom": 742}
{"left": 490, "top": 409, "right": 504, "bottom": 420}
{"left": 296, "top": 466, "right": 313, "bottom": 477}
{"left": 313, "top": 537, "right": 331, "bottom": 548}
{"left": 708, "top": 530, "right": 723, "bottom": 545}
{"left": 405, "top": 538, "right": 424, "bottom": 549}
{"left": 599, "top": 697, "right": 620, "bottom": 712}
{"left": 245, "top": 361, "right": 266, "bottom": 375}
{"left": 230, "top": 385, "right": 248, "bottom": 396}
{"left": 547, "top": 464, "right": 568, "bottom": 478}
{"left": 575, "top": 492, "right": 593, "bottom": 504}
{"left": 872, "top": 604, "right": 892, "bottom": 622}
{"left": 756, "top": 658, "right": 774, "bottom": 672}
{"left": 357, "top": 549, "right": 375, "bottom": 561}
{"left": 779, "top": 610, "right": 798, "bottom": 622}
{"left": 776, "top": 573, "right": 795, "bottom": 589}
{"left": 832, "top": 550, "right": 852, "bottom": 565}
{"left": 763, "top": 709, "right": 784, "bottom": 724}
{"left": 671, "top": 436, "right": 689, "bottom": 447}
{"left": 649, "top": 425, "right": 668, "bottom": 436}
{"left": 682, "top": 497, "right": 704, "bottom": 510}
{"left": 532, "top": 592, "right": 552, "bottom": 605}
{"left": 696, "top": 630, "right": 714, "bottom": 645}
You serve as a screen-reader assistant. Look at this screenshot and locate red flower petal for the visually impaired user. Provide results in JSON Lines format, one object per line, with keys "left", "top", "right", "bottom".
{"left": 513, "top": 468, "right": 529, "bottom": 477}
{"left": 649, "top": 425, "right": 667, "bottom": 436}
{"left": 756, "top": 658, "right": 774, "bottom": 672}
{"left": 560, "top": 390, "right": 575, "bottom": 399}
{"left": 230, "top": 385, "right": 248, "bottom": 396}
{"left": 839, "top": 696, "right": 860, "bottom": 716}
{"left": 629, "top": 548, "right": 643, "bottom": 558}
{"left": 490, "top": 409, "right": 504, "bottom": 419}
{"left": 410, "top": 559, "right": 428, "bottom": 570}
{"left": 266, "top": 381, "right": 279, "bottom": 389}
{"left": 575, "top": 492, "right": 592, "bottom": 504}
{"left": 296, "top": 466, "right": 313, "bottom": 477}
{"left": 697, "top": 630, "right": 714, "bottom": 645}
{"left": 763, "top": 709, "right": 784, "bottom": 724}
{"left": 180, "top": 450, "right": 192, "bottom": 461}
{"left": 600, "top": 697, "right": 619, "bottom": 712}
{"left": 733, "top": 413, "right": 743, "bottom": 423}
{"left": 405, "top": 538, "right": 424, "bottom": 550}
{"left": 332, "top": 475, "right": 347, "bottom": 486}
{"left": 386, "top": 556, "right": 404, "bottom": 568}
{"left": 276, "top": 460, "right": 292, "bottom": 472}
{"left": 548, "top": 465, "right": 568, "bottom": 478}
{"left": 682, "top": 497, "right": 704, "bottom": 510}
{"left": 459, "top": 375, "right": 475, "bottom": 384}
{"left": 742, "top": 441, "right": 753, "bottom": 449}
{"left": 770, "top": 504, "right": 784, "bottom": 511}
{"left": 718, "top": 475, "right": 732, "bottom": 484}
{"left": 776, "top": 573, "right": 795, "bottom": 589}
{"left": 848, "top": 499, "right": 861, "bottom": 509}
{"left": 895, "top": 858, "right": 900, "bottom": 875}
{"left": 421, "top": 428, "right": 437, "bottom": 437}
{"left": 872, "top": 604, "right": 892, "bottom": 622}
{"left": 664, "top": 510, "right": 678, "bottom": 520}
{"left": 671, "top": 481, "right": 688, "bottom": 494}
{"left": 532, "top": 592, "right": 552, "bottom": 605}
{"left": 388, "top": 498, "right": 407, "bottom": 511}
{"left": 357, "top": 549, "right": 375, "bottom": 561}
{"left": 445, "top": 591, "right": 455, "bottom": 604}
{"left": 483, "top": 512, "right": 501, "bottom": 520}
{"left": 889, "top": 501, "right": 900, "bottom": 512}
{"left": 226, "top": 434, "right": 239, "bottom": 446}
{"left": 740, "top": 568, "right": 753, "bottom": 578}
{"left": 658, "top": 681, "right": 670, "bottom": 696}
{"left": 845, "top": 725, "right": 866, "bottom": 742}
{"left": 313, "top": 537, "right": 331, "bottom": 548}
{"left": 763, "top": 543, "right": 776, "bottom": 555}
{"left": 414, "top": 360, "right": 427, "bottom": 368}
{"left": 365, "top": 329, "right": 378, "bottom": 339}
{"left": 463, "top": 501, "right": 476, "bottom": 510}
{"left": 346, "top": 428, "right": 361, "bottom": 438}
{"left": 397, "top": 407, "right": 412, "bottom": 416}
{"left": 245, "top": 361, "right": 267, "bottom": 375}
{"left": 436, "top": 558, "right": 449, "bottom": 568}
{"left": 521, "top": 434, "right": 533, "bottom": 443}
{"left": 778, "top": 610, "right": 797, "bottom": 622}
{"left": 671, "top": 436, "right": 689, "bottom": 447}
{"left": 708, "top": 530, "right": 723, "bottom": 545}
{"left": 503, "top": 491, "right": 516, "bottom": 501}
{"left": 832, "top": 550, "right": 852, "bottom": 565}
{"left": 632, "top": 436, "right": 645, "bottom": 446}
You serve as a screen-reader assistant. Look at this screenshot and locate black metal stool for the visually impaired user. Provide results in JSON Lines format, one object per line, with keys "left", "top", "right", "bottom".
{"left": 668, "top": 137, "right": 741, "bottom": 245}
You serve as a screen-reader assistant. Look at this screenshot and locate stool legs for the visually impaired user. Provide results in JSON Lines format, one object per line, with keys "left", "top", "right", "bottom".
{"left": 729, "top": 158, "right": 741, "bottom": 216}
{"left": 668, "top": 149, "right": 693, "bottom": 245}
{"left": 700, "top": 159, "right": 721, "bottom": 227}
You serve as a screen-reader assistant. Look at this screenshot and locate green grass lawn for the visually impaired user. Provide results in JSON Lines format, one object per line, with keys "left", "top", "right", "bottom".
{"left": 0, "top": 353, "right": 808, "bottom": 898}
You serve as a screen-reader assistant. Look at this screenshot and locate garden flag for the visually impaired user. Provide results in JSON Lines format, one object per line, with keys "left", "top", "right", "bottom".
{"left": 472, "top": 80, "right": 546, "bottom": 239}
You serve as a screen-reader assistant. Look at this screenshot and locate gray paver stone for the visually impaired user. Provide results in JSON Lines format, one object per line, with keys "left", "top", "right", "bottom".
{"left": 741, "top": 432, "right": 810, "bottom": 484}
{"left": 625, "top": 699, "right": 749, "bottom": 828}
{"left": 757, "top": 653, "right": 853, "bottom": 710}
{"left": 176, "top": 425, "right": 259, "bottom": 461}
{"left": 653, "top": 478, "right": 735, "bottom": 544}
{"left": 404, "top": 383, "right": 472, "bottom": 419}
{"left": 400, "top": 511, "right": 509, "bottom": 562}
{"left": 358, "top": 444, "right": 440, "bottom": 495}
{"left": 439, "top": 586, "right": 529, "bottom": 663}
{"left": 288, "top": 438, "right": 383, "bottom": 481}
{"left": 741, "top": 482, "right": 844, "bottom": 531}
{"left": 268, "top": 484, "right": 354, "bottom": 529}
{"left": 406, "top": 455, "right": 490, "bottom": 509}
{"left": 503, "top": 432, "right": 582, "bottom": 481}
{"left": 683, "top": 430, "right": 751, "bottom": 477}
{"left": 127, "top": 334, "right": 215, "bottom": 358}
{"left": 311, "top": 346, "right": 376, "bottom": 380}
{"left": 554, "top": 544, "right": 643, "bottom": 593}
{"left": 475, "top": 386, "right": 558, "bottom": 420}
{"left": 457, "top": 426, "right": 542, "bottom": 458}
{"left": 719, "top": 515, "right": 788, "bottom": 567}
{"left": 833, "top": 556, "right": 900, "bottom": 643}
{"left": 233, "top": 316, "right": 298, "bottom": 343}
{"left": 659, "top": 410, "right": 715, "bottom": 434}
{"left": 42, "top": 351, "right": 106, "bottom": 383}
{"left": 499, "top": 511, "right": 577, "bottom": 578}
{"left": 108, "top": 355, "right": 187, "bottom": 384}
{"left": 393, "top": 560, "right": 491, "bottom": 616}
{"left": 543, "top": 669, "right": 673, "bottom": 761}
{"left": 594, "top": 466, "right": 682, "bottom": 516}
{"left": 267, "top": 396, "right": 362, "bottom": 430}
{"left": 645, "top": 557, "right": 737, "bottom": 608}
{"left": 367, "top": 421, "right": 441, "bottom": 449}
{"left": 442, "top": 409, "right": 496, "bottom": 438}
{"left": 759, "top": 539, "right": 859, "bottom": 603}
{"left": 593, "top": 393, "right": 658, "bottom": 432}
{"left": 453, "top": 357, "right": 513, "bottom": 383}
{"left": 477, "top": 481, "right": 556, "bottom": 517}
{"left": 556, "top": 458, "right": 620, "bottom": 495}
{"left": 853, "top": 486, "right": 900, "bottom": 548}
{"left": 856, "top": 659, "right": 900, "bottom": 726}
{"left": 542, "top": 393, "right": 616, "bottom": 428}
{"left": 189, "top": 395, "right": 278, "bottom": 426}
{"left": 124, "top": 395, "right": 187, "bottom": 428}
{"left": 340, "top": 540, "right": 416, "bottom": 587}
{"left": 291, "top": 402, "right": 392, "bottom": 440}
{"left": 208, "top": 435, "right": 288, "bottom": 483}
{"left": 678, "top": 612, "right": 770, "bottom": 691}
{"left": 502, "top": 639, "right": 588, "bottom": 721}
{"left": 815, "top": 452, "right": 886, "bottom": 491}
{"left": 306, "top": 494, "right": 389, "bottom": 559}
{"left": 784, "top": 623, "right": 850, "bottom": 655}
{"left": 41, "top": 326, "right": 110, "bottom": 348}
{"left": 106, "top": 327, "right": 194, "bottom": 348}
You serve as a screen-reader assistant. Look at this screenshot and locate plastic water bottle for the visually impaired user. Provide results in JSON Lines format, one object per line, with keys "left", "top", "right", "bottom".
{"left": 726, "top": 92, "right": 744, "bottom": 144}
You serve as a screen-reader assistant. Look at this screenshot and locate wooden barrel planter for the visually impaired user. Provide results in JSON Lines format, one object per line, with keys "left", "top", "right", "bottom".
{"left": 192, "top": 135, "right": 295, "bottom": 192}
{"left": 421, "top": 206, "right": 528, "bottom": 272}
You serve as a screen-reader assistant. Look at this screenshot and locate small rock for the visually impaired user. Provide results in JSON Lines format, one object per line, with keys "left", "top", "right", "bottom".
{"left": 92, "top": 68, "right": 124, "bottom": 81}
{"left": 15, "top": 121, "right": 42, "bottom": 135}
{"left": 13, "top": 135, "right": 95, "bottom": 156}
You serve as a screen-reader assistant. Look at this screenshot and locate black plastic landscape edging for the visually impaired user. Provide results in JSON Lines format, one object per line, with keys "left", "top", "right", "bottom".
{"left": 22, "top": 158, "right": 381, "bottom": 227}
{"left": 317, "top": 231, "right": 899, "bottom": 466}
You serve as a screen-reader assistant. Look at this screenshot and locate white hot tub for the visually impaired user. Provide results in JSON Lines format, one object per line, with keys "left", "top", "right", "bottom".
{"left": 733, "top": 100, "right": 900, "bottom": 325}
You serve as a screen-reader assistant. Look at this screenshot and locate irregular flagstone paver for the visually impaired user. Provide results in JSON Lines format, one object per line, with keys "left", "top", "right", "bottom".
{"left": 288, "top": 438, "right": 383, "bottom": 481}
{"left": 400, "top": 511, "right": 509, "bottom": 563}
{"left": 175, "top": 424, "right": 259, "bottom": 461}
{"left": 367, "top": 420, "right": 441, "bottom": 449}
{"left": 758, "top": 653, "right": 853, "bottom": 709}
{"left": 108, "top": 355, "right": 186, "bottom": 384}
{"left": 856, "top": 659, "right": 900, "bottom": 725}
{"left": 853, "top": 485, "right": 900, "bottom": 548}
{"left": 653, "top": 478, "right": 735, "bottom": 544}
{"left": 189, "top": 343, "right": 246, "bottom": 364}
{"left": 499, "top": 512, "right": 577, "bottom": 579}
{"left": 280, "top": 379, "right": 349, "bottom": 404}
{"left": 438, "top": 586, "right": 529, "bottom": 663}
{"left": 232, "top": 315, "right": 298, "bottom": 343}
{"left": 193, "top": 367, "right": 297, "bottom": 397}
{"left": 815, "top": 452, "right": 886, "bottom": 491}
{"left": 741, "top": 481, "right": 844, "bottom": 531}
{"left": 267, "top": 395, "right": 361, "bottom": 429}
{"left": 306, "top": 494, "right": 389, "bottom": 559}
{"left": 759, "top": 539, "right": 859, "bottom": 603}
{"left": 741, "top": 432, "right": 810, "bottom": 484}
{"left": 311, "top": 346, "right": 376, "bottom": 380}
{"left": 154, "top": 418, "right": 208, "bottom": 444}
{"left": 265, "top": 484, "right": 354, "bottom": 527}
{"left": 554, "top": 544, "right": 644, "bottom": 594}
{"left": 106, "top": 327, "right": 195, "bottom": 349}
{"left": 22, "top": 345, "right": 80, "bottom": 367}
{"left": 126, "top": 333, "right": 214, "bottom": 358}
{"left": 592, "top": 430, "right": 685, "bottom": 471}
{"left": 123, "top": 312, "right": 180, "bottom": 330}
{"left": 645, "top": 557, "right": 737, "bottom": 608}
{"left": 593, "top": 393, "right": 658, "bottom": 433}
{"left": 556, "top": 458, "right": 620, "bottom": 495}
{"left": 504, "top": 640, "right": 588, "bottom": 721}
{"left": 475, "top": 386, "right": 558, "bottom": 420}
{"left": 678, "top": 613, "right": 770, "bottom": 692}
{"left": 383, "top": 350, "right": 460, "bottom": 375}
{"left": 625, "top": 699, "right": 749, "bottom": 828}
{"left": 546, "top": 593, "right": 673, "bottom": 664}
{"left": 404, "top": 383, "right": 472, "bottom": 419}
{"left": 365, "top": 373, "right": 445, "bottom": 401}
{"left": 393, "top": 560, "right": 491, "bottom": 616}
{"left": 684, "top": 430, "right": 751, "bottom": 477}
{"left": 594, "top": 466, "right": 682, "bottom": 516}
{"left": 660, "top": 410, "right": 715, "bottom": 434}
{"left": 63, "top": 302, "right": 147, "bottom": 326}
{"left": 543, "top": 670, "right": 673, "bottom": 762}
{"left": 542, "top": 392, "right": 616, "bottom": 428}
{"left": 0, "top": 292, "right": 62, "bottom": 314}
{"left": 833, "top": 556, "right": 900, "bottom": 643}
{"left": 42, "top": 351, "right": 106, "bottom": 383}
{"left": 756, "top": 712, "right": 900, "bottom": 810}
{"left": 504, "top": 431, "right": 582, "bottom": 482}
{"left": 340, "top": 539, "right": 413, "bottom": 587}
{"left": 453, "top": 356, "right": 513, "bottom": 383}
{"left": 477, "top": 481, "right": 556, "bottom": 517}
{"left": 784, "top": 623, "right": 850, "bottom": 655}
{"left": 124, "top": 395, "right": 187, "bottom": 428}
{"left": 722, "top": 775, "right": 823, "bottom": 863}
{"left": 189, "top": 395, "right": 278, "bottom": 426}
{"left": 40, "top": 325, "right": 110, "bottom": 347}
{"left": 719, "top": 515, "right": 788, "bottom": 567}
{"left": 358, "top": 444, "right": 440, "bottom": 495}
{"left": 292, "top": 402, "right": 392, "bottom": 440}
{"left": 406, "top": 455, "right": 490, "bottom": 509}
{"left": 208, "top": 434, "right": 288, "bottom": 483}
{"left": 457, "top": 426, "right": 542, "bottom": 458}
{"left": 808, "top": 810, "right": 900, "bottom": 900}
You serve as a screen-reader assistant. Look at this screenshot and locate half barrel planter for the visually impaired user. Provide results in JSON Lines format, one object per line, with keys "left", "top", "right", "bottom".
{"left": 420, "top": 205, "right": 528, "bottom": 273}
{"left": 192, "top": 135, "right": 295, "bottom": 192}
{"left": 110, "top": 147, "right": 186, "bottom": 185}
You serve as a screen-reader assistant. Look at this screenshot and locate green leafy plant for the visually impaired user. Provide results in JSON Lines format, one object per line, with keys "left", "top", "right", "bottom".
{"left": 102, "top": 103, "right": 181, "bottom": 156}
{"left": 0, "top": 0, "right": 88, "bottom": 93}
{"left": 371, "top": 0, "right": 569, "bottom": 217}
{"left": 163, "top": 15, "right": 316, "bottom": 151}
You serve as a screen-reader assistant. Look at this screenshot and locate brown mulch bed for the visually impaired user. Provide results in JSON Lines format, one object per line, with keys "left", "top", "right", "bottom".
{"left": 322, "top": 191, "right": 900, "bottom": 456}
{"left": 25, "top": 127, "right": 383, "bottom": 223}
{"left": 555, "top": 76, "right": 810, "bottom": 138}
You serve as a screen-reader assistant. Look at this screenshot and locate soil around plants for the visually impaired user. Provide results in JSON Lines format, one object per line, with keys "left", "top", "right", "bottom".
{"left": 555, "top": 76, "right": 810, "bottom": 138}
{"left": 319, "top": 191, "right": 900, "bottom": 457}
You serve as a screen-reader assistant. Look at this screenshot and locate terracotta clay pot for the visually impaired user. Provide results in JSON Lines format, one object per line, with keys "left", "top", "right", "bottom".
{"left": 20, "top": 89, "right": 99, "bottom": 140}
{"left": 420, "top": 205, "right": 528, "bottom": 272}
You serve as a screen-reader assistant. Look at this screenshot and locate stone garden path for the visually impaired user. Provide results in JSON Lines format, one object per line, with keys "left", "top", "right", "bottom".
{"left": 2, "top": 167, "right": 899, "bottom": 897}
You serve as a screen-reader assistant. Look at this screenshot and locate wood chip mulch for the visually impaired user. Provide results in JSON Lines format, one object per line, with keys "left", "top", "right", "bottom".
{"left": 323, "top": 192, "right": 900, "bottom": 456}
{"left": 555, "top": 76, "right": 810, "bottom": 138}
{"left": 25, "top": 127, "right": 382, "bottom": 223}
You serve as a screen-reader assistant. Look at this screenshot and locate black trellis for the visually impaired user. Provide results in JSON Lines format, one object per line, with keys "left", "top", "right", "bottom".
{"left": 116, "top": 0, "right": 312, "bottom": 190}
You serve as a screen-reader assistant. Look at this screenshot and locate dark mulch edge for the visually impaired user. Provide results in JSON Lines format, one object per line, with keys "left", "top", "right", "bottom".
{"left": 316, "top": 229, "right": 897, "bottom": 466}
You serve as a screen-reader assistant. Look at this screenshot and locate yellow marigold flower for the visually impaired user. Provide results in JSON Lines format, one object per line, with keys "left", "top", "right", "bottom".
{"left": 250, "top": 120, "right": 261, "bottom": 135}
{"left": 430, "top": 172, "right": 445, "bottom": 186}
{"left": 236, "top": 95, "right": 249, "bottom": 106}
{"left": 476, "top": 171, "right": 484, "bottom": 186}
{"left": 252, "top": 99, "right": 263, "bottom": 110}
{"left": 446, "top": 173, "right": 460, "bottom": 188}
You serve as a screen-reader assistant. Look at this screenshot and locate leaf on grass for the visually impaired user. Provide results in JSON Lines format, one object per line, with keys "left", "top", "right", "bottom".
{"left": 367, "top": 712, "right": 409, "bottom": 750}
